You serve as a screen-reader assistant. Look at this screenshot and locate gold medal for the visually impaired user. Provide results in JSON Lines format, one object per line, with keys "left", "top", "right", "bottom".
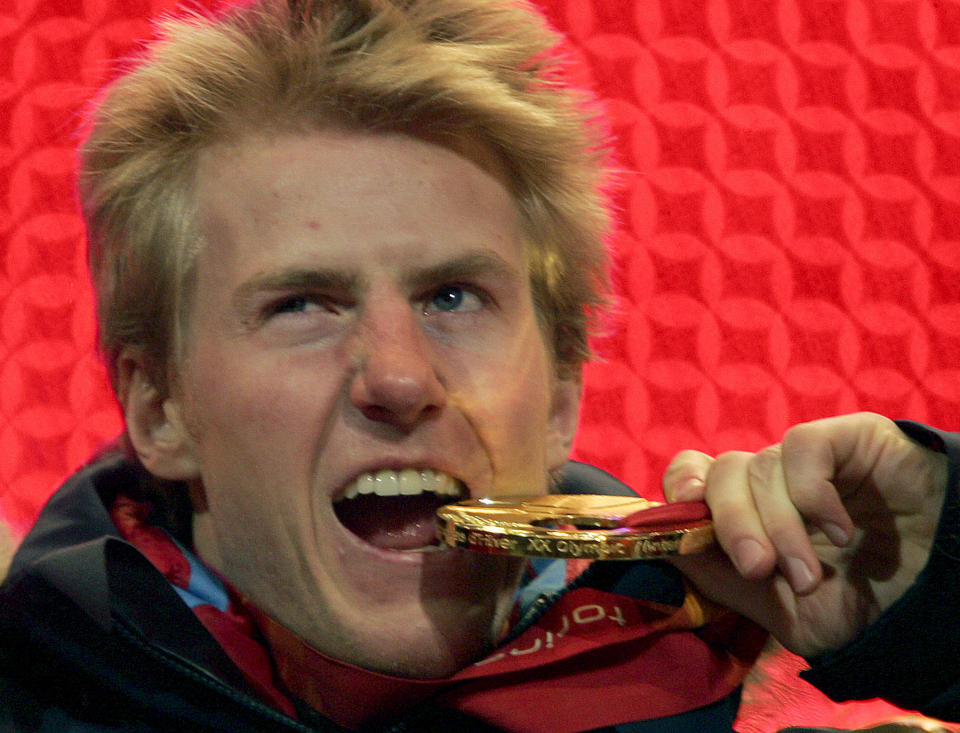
{"left": 436, "top": 494, "right": 714, "bottom": 560}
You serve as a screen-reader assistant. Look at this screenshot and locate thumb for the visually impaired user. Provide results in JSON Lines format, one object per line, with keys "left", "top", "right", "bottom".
{"left": 664, "top": 450, "right": 713, "bottom": 502}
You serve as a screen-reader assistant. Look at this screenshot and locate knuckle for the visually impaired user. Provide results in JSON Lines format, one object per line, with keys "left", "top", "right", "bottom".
{"left": 711, "top": 450, "right": 752, "bottom": 468}
{"left": 762, "top": 515, "right": 799, "bottom": 545}
{"left": 782, "top": 421, "right": 815, "bottom": 448}
{"left": 746, "top": 445, "right": 782, "bottom": 486}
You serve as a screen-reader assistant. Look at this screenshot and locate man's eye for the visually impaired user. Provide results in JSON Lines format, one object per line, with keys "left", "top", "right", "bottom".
{"left": 424, "top": 285, "right": 483, "bottom": 314}
{"left": 273, "top": 296, "right": 309, "bottom": 314}
{"left": 266, "top": 295, "right": 335, "bottom": 317}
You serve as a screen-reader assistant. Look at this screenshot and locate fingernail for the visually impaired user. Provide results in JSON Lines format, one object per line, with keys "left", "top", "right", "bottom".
{"left": 734, "top": 538, "right": 765, "bottom": 576}
{"left": 785, "top": 557, "right": 816, "bottom": 593}
{"left": 675, "top": 477, "right": 705, "bottom": 501}
{"left": 822, "top": 522, "right": 850, "bottom": 547}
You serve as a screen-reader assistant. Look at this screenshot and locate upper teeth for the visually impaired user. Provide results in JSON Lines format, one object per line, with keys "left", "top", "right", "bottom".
{"left": 339, "top": 469, "right": 461, "bottom": 500}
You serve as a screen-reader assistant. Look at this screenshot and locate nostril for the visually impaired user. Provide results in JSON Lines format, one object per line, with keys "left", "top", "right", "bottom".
{"left": 357, "top": 398, "right": 443, "bottom": 429}
{"left": 350, "top": 356, "right": 446, "bottom": 427}
{"left": 359, "top": 404, "right": 397, "bottom": 424}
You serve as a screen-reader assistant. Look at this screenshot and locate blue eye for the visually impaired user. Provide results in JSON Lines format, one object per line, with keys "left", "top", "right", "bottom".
{"left": 431, "top": 286, "right": 465, "bottom": 312}
{"left": 425, "top": 285, "right": 485, "bottom": 315}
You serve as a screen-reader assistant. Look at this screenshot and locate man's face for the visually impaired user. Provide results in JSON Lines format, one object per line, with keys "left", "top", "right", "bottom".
{"left": 165, "top": 128, "right": 580, "bottom": 678}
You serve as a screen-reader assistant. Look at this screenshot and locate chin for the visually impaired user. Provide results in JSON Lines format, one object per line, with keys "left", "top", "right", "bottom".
{"left": 354, "top": 627, "right": 491, "bottom": 680}
{"left": 331, "top": 564, "right": 523, "bottom": 679}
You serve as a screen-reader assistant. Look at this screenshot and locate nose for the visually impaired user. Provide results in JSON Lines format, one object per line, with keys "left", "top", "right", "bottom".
{"left": 349, "top": 298, "right": 446, "bottom": 429}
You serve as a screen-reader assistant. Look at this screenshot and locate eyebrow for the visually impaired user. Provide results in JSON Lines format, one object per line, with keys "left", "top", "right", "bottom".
{"left": 401, "top": 251, "right": 520, "bottom": 293}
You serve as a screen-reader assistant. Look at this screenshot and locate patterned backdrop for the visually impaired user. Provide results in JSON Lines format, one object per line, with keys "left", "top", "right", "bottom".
{"left": 2, "top": 0, "right": 959, "bottom": 730}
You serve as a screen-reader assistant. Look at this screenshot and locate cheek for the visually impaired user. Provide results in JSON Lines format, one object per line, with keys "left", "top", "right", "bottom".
{"left": 457, "top": 325, "right": 556, "bottom": 485}
{"left": 179, "top": 344, "right": 341, "bottom": 477}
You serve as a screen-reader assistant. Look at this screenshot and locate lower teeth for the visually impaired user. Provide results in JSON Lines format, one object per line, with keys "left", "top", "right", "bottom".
{"left": 398, "top": 545, "right": 446, "bottom": 553}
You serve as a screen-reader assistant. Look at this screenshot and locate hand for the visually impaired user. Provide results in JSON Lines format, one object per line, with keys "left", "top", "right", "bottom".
{"left": 663, "top": 413, "right": 948, "bottom": 658}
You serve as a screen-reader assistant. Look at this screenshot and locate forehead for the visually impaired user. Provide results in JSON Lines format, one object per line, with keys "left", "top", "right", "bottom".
{"left": 189, "top": 127, "right": 528, "bottom": 290}
{"left": 196, "top": 126, "right": 515, "bottom": 217}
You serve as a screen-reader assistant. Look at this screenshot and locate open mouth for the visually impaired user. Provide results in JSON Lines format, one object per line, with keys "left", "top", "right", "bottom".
{"left": 333, "top": 469, "right": 466, "bottom": 552}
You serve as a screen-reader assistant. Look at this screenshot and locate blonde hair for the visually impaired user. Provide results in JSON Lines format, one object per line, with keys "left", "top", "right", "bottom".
{"left": 81, "top": 0, "right": 612, "bottom": 393}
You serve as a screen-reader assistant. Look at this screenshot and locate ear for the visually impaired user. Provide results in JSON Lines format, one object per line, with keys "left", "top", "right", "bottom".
{"left": 546, "top": 372, "right": 582, "bottom": 472}
{"left": 117, "top": 349, "right": 201, "bottom": 481}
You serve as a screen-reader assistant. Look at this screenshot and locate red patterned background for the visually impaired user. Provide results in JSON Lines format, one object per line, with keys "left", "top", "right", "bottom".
{"left": 2, "top": 0, "right": 959, "bottom": 730}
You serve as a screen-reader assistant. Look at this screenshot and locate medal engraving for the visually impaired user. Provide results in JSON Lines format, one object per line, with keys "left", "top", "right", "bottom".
{"left": 436, "top": 495, "right": 714, "bottom": 560}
